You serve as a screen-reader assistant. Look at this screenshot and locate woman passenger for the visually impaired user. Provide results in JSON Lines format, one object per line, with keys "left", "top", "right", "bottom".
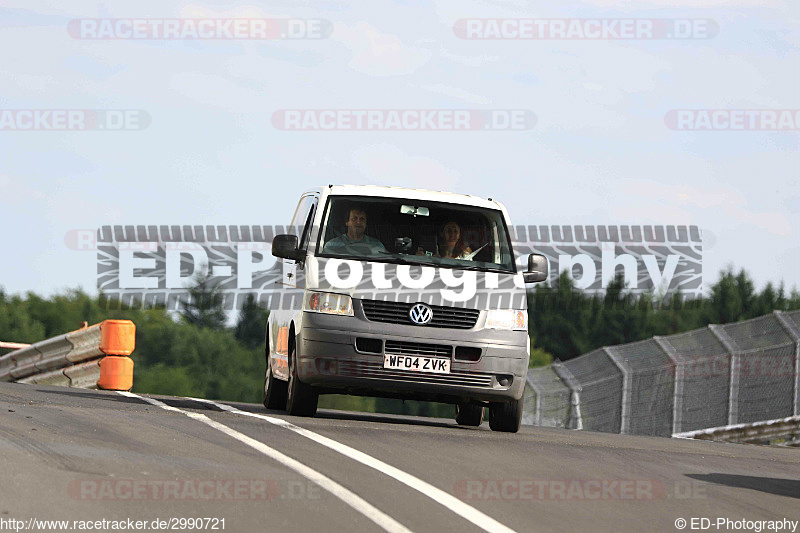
{"left": 437, "top": 221, "right": 473, "bottom": 259}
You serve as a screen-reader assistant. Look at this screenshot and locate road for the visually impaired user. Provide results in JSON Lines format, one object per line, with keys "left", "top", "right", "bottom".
{"left": 0, "top": 382, "right": 798, "bottom": 532}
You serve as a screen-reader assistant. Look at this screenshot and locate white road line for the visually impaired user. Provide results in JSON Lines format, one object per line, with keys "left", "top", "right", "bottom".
{"left": 192, "top": 398, "right": 517, "bottom": 533}
{"left": 117, "top": 391, "right": 412, "bottom": 533}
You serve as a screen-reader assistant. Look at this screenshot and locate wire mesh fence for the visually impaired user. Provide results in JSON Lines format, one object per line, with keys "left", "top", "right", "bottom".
{"left": 522, "top": 366, "right": 570, "bottom": 427}
{"left": 609, "top": 339, "right": 675, "bottom": 436}
{"left": 721, "top": 314, "right": 796, "bottom": 424}
{"left": 523, "top": 311, "right": 800, "bottom": 436}
{"left": 660, "top": 328, "right": 730, "bottom": 432}
{"left": 562, "top": 348, "right": 623, "bottom": 433}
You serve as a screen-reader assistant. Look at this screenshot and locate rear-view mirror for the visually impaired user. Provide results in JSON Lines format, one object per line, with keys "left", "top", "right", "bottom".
{"left": 400, "top": 205, "right": 430, "bottom": 217}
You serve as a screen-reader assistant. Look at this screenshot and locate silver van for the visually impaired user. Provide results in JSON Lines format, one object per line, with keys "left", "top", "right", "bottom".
{"left": 265, "top": 185, "right": 547, "bottom": 432}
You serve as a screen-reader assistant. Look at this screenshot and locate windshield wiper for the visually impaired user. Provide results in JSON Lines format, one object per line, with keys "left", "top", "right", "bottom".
{"left": 450, "top": 264, "right": 515, "bottom": 274}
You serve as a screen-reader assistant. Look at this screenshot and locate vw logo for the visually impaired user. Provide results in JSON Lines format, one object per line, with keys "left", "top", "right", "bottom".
{"left": 409, "top": 303, "right": 433, "bottom": 325}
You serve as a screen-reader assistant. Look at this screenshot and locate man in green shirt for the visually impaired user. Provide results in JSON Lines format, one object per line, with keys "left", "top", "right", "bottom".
{"left": 322, "top": 206, "right": 388, "bottom": 257}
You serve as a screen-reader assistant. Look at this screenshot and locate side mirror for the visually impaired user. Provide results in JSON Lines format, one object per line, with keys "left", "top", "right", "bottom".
{"left": 523, "top": 253, "right": 548, "bottom": 283}
{"left": 272, "top": 234, "right": 302, "bottom": 261}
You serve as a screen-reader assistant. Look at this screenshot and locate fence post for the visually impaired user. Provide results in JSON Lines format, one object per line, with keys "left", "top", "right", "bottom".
{"left": 709, "top": 324, "right": 740, "bottom": 425}
{"left": 654, "top": 336, "right": 682, "bottom": 435}
{"left": 552, "top": 360, "right": 583, "bottom": 430}
{"left": 525, "top": 374, "right": 544, "bottom": 426}
{"left": 604, "top": 347, "right": 631, "bottom": 434}
{"left": 773, "top": 311, "right": 800, "bottom": 416}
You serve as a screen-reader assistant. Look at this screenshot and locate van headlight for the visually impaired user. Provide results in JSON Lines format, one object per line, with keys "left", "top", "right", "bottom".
{"left": 303, "top": 291, "right": 354, "bottom": 316}
{"left": 486, "top": 310, "right": 527, "bottom": 331}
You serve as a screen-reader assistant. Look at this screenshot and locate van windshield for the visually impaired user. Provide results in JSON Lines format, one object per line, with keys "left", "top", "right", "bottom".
{"left": 315, "top": 195, "right": 516, "bottom": 273}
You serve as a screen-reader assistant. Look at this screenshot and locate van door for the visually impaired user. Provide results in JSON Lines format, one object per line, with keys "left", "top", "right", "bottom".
{"left": 283, "top": 194, "right": 317, "bottom": 293}
{"left": 274, "top": 194, "right": 317, "bottom": 379}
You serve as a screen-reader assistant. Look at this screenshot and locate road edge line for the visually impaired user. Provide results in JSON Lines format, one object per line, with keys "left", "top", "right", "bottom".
{"left": 196, "top": 399, "right": 517, "bottom": 533}
{"left": 117, "top": 391, "right": 412, "bottom": 533}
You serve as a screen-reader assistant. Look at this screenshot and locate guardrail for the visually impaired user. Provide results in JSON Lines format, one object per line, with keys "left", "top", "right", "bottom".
{"left": 0, "top": 320, "right": 135, "bottom": 391}
{"left": 673, "top": 415, "right": 800, "bottom": 447}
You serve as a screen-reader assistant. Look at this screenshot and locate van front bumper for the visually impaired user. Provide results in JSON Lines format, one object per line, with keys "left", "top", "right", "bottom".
{"left": 295, "top": 311, "right": 528, "bottom": 405}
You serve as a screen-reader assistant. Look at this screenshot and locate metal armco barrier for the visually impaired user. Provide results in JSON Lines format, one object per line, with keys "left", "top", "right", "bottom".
{"left": 0, "top": 320, "right": 135, "bottom": 391}
{"left": 673, "top": 415, "right": 800, "bottom": 446}
{"left": 524, "top": 310, "right": 800, "bottom": 438}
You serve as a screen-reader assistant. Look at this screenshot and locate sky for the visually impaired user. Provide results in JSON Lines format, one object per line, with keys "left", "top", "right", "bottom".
{"left": 0, "top": 0, "right": 798, "bottom": 298}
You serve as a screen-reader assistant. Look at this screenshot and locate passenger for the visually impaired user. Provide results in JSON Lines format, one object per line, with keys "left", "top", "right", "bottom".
{"left": 418, "top": 221, "right": 473, "bottom": 259}
{"left": 322, "top": 206, "right": 388, "bottom": 256}
{"left": 437, "top": 220, "right": 473, "bottom": 259}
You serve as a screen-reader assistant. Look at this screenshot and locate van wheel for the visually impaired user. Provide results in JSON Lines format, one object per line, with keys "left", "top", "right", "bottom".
{"left": 489, "top": 395, "right": 523, "bottom": 433}
{"left": 263, "top": 357, "right": 288, "bottom": 411}
{"left": 286, "top": 347, "right": 318, "bottom": 417}
{"left": 455, "top": 403, "right": 484, "bottom": 426}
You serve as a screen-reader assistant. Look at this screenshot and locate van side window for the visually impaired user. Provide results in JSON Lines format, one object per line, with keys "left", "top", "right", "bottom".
{"left": 289, "top": 195, "right": 315, "bottom": 238}
{"left": 299, "top": 203, "right": 317, "bottom": 251}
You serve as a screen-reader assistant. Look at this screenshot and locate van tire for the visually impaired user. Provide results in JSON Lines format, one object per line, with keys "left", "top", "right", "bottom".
{"left": 286, "top": 347, "right": 318, "bottom": 417}
{"left": 489, "top": 395, "right": 523, "bottom": 433}
{"left": 455, "top": 403, "right": 484, "bottom": 426}
{"left": 263, "top": 357, "right": 288, "bottom": 411}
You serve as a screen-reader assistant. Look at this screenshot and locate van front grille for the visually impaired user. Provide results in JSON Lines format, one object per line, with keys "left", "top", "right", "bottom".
{"left": 355, "top": 337, "right": 383, "bottom": 354}
{"left": 360, "top": 299, "right": 480, "bottom": 329}
{"left": 384, "top": 340, "right": 452, "bottom": 357}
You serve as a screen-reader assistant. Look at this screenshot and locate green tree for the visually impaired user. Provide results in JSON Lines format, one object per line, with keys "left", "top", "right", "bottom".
{"left": 179, "top": 268, "right": 226, "bottom": 329}
{"left": 134, "top": 364, "right": 197, "bottom": 397}
{"left": 529, "top": 345, "right": 554, "bottom": 368}
{"left": 789, "top": 288, "right": 800, "bottom": 310}
{"left": 0, "top": 290, "right": 46, "bottom": 347}
{"left": 235, "top": 294, "right": 268, "bottom": 349}
{"left": 587, "top": 273, "right": 650, "bottom": 349}
{"left": 529, "top": 272, "right": 592, "bottom": 360}
{"left": 708, "top": 267, "right": 756, "bottom": 323}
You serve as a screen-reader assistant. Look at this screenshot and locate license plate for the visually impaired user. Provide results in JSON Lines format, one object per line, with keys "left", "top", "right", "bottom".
{"left": 383, "top": 355, "right": 451, "bottom": 374}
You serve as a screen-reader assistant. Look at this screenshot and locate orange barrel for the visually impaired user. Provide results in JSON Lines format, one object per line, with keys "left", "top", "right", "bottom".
{"left": 100, "top": 320, "right": 136, "bottom": 355}
{"left": 97, "top": 356, "right": 134, "bottom": 391}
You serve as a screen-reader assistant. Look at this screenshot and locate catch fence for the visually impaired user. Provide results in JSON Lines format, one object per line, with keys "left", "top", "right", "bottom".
{"left": 522, "top": 310, "right": 800, "bottom": 436}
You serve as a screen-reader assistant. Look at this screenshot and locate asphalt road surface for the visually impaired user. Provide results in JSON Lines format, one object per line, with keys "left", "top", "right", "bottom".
{"left": 1, "top": 382, "right": 798, "bottom": 533}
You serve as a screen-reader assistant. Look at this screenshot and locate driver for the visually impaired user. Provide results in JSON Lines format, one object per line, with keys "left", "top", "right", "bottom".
{"left": 323, "top": 206, "right": 388, "bottom": 256}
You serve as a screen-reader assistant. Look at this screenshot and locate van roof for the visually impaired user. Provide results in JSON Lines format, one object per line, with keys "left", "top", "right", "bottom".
{"left": 307, "top": 184, "right": 505, "bottom": 211}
